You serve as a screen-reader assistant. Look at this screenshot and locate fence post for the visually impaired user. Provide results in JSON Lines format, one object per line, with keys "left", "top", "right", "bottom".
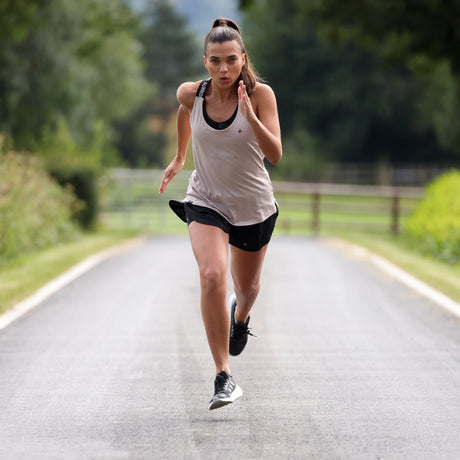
{"left": 312, "top": 190, "right": 320, "bottom": 234}
{"left": 391, "top": 194, "right": 400, "bottom": 234}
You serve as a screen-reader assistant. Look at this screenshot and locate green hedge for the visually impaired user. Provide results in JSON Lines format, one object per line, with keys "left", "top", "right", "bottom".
{"left": 0, "top": 153, "right": 80, "bottom": 262}
{"left": 49, "top": 167, "right": 99, "bottom": 230}
{"left": 405, "top": 170, "right": 460, "bottom": 263}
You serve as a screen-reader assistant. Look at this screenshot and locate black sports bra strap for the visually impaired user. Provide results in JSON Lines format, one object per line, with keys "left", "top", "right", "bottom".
{"left": 196, "top": 78, "right": 211, "bottom": 98}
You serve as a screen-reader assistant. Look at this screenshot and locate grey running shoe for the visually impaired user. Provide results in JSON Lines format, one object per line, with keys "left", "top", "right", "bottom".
{"left": 228, "top": 293, "right": 255, "bottom": 356}
{"left": 208, "top": 371, "right": 243, "bottom": 410}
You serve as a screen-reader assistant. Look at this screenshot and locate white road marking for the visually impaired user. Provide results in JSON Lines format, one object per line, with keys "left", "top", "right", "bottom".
{"left": 0, "top": 237, "right": 147, "bottom": 331}
{"left": 326, "top": 238, "right": 460, "bottom": 320}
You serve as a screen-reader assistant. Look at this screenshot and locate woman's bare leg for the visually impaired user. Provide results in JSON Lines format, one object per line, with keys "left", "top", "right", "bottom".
{"left": 188, "top": 222, "right": 230, "bottom": 375}
{"left": 230, "top": 244, "right": 268, "bottom": 323}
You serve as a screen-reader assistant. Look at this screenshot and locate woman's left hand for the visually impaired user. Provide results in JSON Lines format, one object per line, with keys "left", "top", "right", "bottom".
{"left": 238, "top": 80, "right": 256, "bottom": 123}
{"left": 237, "top": 80, "right": 283, "bottom": 164}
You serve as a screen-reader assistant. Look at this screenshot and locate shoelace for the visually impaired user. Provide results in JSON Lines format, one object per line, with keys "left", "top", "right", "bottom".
{"left": 215, "top": 374, "right": 231, "bottom": 393}
{"left": 233, "top": 322, "right": 256, "bottom": 339}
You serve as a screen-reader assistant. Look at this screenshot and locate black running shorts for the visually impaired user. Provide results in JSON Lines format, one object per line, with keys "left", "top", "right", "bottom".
{"left": 169, "top": 200, "right": 278, "bottom": 252}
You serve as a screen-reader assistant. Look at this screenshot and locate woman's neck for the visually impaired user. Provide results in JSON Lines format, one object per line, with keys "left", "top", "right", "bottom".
{"left": 208, "top": 80, "right": 238, "bottom": 103}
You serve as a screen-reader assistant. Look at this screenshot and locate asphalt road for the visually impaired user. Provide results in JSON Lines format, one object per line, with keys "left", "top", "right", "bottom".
{"left": 1, "top": 236, "right": 459, "bottom": 459}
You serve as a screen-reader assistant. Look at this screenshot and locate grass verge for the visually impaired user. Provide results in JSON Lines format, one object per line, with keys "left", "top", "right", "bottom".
{"left": 334, "top": 232, "right": 460, "bottom": 304}
{"left": 0, "top": 230, "right": 138, "bottom": 315}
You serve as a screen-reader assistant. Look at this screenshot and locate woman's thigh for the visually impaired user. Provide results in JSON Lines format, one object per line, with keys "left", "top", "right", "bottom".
{"left": 230, "top": 243, "right": 268, "bottom": 291}
{"left": 188, "top": 221, "right": 230, "bottom": 276}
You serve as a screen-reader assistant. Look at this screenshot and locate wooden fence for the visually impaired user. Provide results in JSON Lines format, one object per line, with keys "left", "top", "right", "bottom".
{"left": 102, "top": 170, "right": 425, "bottom": 235}
{"left": 273, "top": 181, "right": 425, "bottom": 235}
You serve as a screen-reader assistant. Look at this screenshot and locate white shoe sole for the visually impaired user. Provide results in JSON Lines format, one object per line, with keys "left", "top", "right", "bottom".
{"left": 228, "top": 293, "right": 237, "bottom": 313}
{"left": 208, "top": 384, "right": 243, "bottom": 410}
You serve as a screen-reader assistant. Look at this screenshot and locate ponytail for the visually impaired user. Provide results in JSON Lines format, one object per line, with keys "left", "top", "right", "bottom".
{"left": 204, "top": 18, "right": 260, "bottom": 95}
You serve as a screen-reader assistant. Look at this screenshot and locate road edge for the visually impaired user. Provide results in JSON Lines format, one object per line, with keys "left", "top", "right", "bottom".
{"left": 326, "top": 237, "right": 460, "bottom": 320}
{"left": 0, "top": 236, "right": 148, "bottom": 331}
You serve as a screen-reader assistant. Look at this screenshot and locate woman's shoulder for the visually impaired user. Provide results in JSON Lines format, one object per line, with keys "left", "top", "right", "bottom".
{"left": 177, "top": 81, "right": 202, "bottom": 109}
{"left": 251, "top": 82, "right": 276, "bottom": 100}
{"left": 250, "top": 82, "right": 277, "bottom": 114}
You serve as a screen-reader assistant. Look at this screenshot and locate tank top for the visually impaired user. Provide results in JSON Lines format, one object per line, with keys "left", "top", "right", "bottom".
{"left": 185, "top": 79, "right": 277, "bottom": 226}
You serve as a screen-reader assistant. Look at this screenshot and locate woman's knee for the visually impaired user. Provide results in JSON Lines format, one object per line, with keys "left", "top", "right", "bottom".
{"left": 200, "top": 265, "right": 227, "bottom": 291}
{"left": 234, "top": 279, "right": 260, "bottom": 298}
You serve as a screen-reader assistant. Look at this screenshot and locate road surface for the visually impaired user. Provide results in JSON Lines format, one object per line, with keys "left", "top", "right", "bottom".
{"left": 1, "top": 236, "right": 459, "bottom": 459}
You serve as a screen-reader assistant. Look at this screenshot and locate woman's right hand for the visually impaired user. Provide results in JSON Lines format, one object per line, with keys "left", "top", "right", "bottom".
{"left": 159, "top": 157, "right": 185, "bottom": 194}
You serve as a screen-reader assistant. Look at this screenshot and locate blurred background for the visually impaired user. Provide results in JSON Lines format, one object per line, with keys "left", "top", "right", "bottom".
{"left": 1, "top": 0, "right": 460, "bottom": 292}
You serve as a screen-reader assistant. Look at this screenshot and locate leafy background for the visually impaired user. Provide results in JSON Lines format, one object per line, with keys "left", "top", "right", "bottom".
{"left": 1, "top": 0, "right": 460, "bottom": 263}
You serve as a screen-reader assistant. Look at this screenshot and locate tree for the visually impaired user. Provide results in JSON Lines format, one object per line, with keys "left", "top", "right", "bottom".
{"left": 142, "top": 0, "right": 203, "bottom": 101}
{"left": 0, "top": 0, "right": 151, "bottom": 164}
{"left": 302, "top": 0, "right": 460, "bottom": 74}
{"left": 240, "top": 0, "right": 447, "bottom": 166}
{"left": 297, "top": 0, "right": 460, "bottom": 157}
{"left": 115, "top": 0, "right": 203, "bottom": 167}
{"left": 0, "top": 0, "right": 47, "bottom": 43}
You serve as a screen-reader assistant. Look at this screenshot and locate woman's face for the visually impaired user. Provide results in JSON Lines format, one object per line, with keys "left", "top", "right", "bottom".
{"left": 204, "top": 40, "right": 245, "bottom": 88}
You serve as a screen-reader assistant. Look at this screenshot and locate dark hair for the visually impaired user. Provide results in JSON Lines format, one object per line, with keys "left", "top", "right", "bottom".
{"left": 204, "top": 18, "right": 259, "bottom": 94}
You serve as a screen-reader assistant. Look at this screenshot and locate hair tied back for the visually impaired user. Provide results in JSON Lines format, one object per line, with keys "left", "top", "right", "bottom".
{"left": 206, "top": 17, "right": 259, "bottom": 94}
{"left": 212, "top": 18, "right": 241, "bottom": 35}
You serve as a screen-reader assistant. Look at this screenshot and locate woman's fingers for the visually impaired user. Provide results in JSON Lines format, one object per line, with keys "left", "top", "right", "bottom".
{"left": 160, "top": 178, "right": 172, "bottom": 194}
{"left": 238, "top": 80, "right": 246, "bottom": 100}
{"left": 159, "top": 170, "right": 174, "bottom": 194}
{"left": 159, "top": 158, "right": 185, "bottom": 194}
{"left": 238, "top": 80, "right": 254, "bottom": 121}
{"left": 159, "top": 178, "right": 168, "bottom": 194}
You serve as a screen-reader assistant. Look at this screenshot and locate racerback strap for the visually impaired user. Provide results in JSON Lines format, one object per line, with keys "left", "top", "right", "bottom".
{"left": 196, "top": 78, "right": 211, "bottom": 98}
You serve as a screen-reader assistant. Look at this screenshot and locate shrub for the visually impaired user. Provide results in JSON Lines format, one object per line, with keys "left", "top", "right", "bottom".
{"left": 38, "top": 120, "right": 104, "bottom": 230}
{"left": 49, "top": 167, "right": 99, "bottom": 230}
{"left": 405, "top": 170, "right": 460, "bottom": 263}
{"left": 0, "top": 153, "right": 80, "bottom": 262}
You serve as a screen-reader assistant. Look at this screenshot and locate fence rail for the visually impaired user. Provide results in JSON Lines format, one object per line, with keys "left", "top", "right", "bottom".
{"left": 101, "top": 169, "right": 425, "bottom": 235}
{"left": 273, "top": 182, "right": 424, "bottom": 234}
{"left": 273, "top": 181, "right": 424, "bottom": 234}
{"left": 273, "top": 181, "right": 425, "bottom": 198}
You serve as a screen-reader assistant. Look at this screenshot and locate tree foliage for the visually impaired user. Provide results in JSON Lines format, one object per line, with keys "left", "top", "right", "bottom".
{"left": 303, "top": 0, "right": 460, "bottom": 74}
{"left": 0, "top": 0, "right": 46, "bottom": 43}
{"left": 0, "top": 152, "right": 79, "bottom": 262}
{"left": 405, "top": 170, "right": 460, "bottom": 263}
{"left": 0, "top": 0, "right": 152, "bottom": 163}
{"left": 298, "top": 0, "right": 460, "bottom": 157}
{"left": 142, "top": 0, "right": 203, "bottom": 101}
{"left": 240, "top": 0, "right": 448, "bottom": 168}
{"left": 115, "top": 0, "right": 203, "bottom": 167}
{"left": 0, "top": 0, "right": 205, "bottom": 168}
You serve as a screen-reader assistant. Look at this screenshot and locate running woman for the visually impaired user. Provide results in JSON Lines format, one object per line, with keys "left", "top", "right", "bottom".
{"left": 159, "top": 18, "right": 282, "bottom": 410}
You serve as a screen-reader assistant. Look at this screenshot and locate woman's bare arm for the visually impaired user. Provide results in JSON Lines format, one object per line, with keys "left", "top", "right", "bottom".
{"left": 238, "top": 81, "right": 282, "bottom": 165}
{"left": 159, "top": 82, "right": 198, "bottom": 194}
